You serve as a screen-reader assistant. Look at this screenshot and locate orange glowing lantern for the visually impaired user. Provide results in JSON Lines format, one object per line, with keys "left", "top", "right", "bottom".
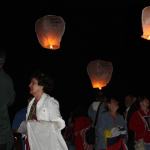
{"left": 35, "top": 15, "right": 65, "bottom": 50}
{"left": 87, "top": 59, "right": 113, "bottom": 90}
{"left": 141, "top": 6, "right": 150, "bottom": 40}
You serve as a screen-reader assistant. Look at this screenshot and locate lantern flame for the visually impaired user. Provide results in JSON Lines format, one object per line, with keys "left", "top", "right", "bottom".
{"left": 50, "top": 45, "right": 53, "bottom": 49}
{"left": 99, "top": 86, "right": 102, "bottom": 90}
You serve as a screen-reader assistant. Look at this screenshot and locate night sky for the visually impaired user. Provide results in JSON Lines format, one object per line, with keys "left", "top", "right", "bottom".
{"left": 0, "top": 1, "right": 150, "bottom": 125}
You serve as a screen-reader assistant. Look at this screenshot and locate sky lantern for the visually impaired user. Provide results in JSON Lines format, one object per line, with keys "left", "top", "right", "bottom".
{"left": 141, "top": 6, "right": 150, "bottom": 40}
{"left": 87, "top": 59, "right": 113, "bottom": 90}
{"left": 35, "top": 15, "right": 65, "bottom": 50}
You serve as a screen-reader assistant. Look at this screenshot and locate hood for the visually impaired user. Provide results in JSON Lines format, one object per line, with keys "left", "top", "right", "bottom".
{"left": 92, "top": 101, "right": 101, "bottom": 111}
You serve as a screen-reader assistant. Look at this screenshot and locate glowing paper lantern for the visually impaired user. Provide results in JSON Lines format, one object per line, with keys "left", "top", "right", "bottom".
{"left": 87, "top": 59, "right": 113, "bottom": 90}
{"left": 35, "top": 15, "right": 65, "bottom": 50}
{"left": 141, "top": 6, "right": 150, "bottom": 40}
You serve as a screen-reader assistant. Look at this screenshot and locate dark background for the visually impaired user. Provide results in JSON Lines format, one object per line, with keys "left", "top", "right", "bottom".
{"left": 0, "top": 1, "right": 150, "bottom": 126}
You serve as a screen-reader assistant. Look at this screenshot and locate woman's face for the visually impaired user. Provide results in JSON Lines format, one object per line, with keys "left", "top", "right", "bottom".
{"left": 108, "top": 99, "right": 119, "bottom": 110}
{"left": 29, "top": 78, "right": 43, "bottom": 95}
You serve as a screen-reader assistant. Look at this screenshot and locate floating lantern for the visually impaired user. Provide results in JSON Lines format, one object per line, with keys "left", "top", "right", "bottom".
{"left": 35, "top": 15, "right": 65, "bottom": 50}
{"left": 87, "top": 59, "right": 113, "bottom": 90}
{"left": 141, "top": 6, "right": 150, "bottom": 40}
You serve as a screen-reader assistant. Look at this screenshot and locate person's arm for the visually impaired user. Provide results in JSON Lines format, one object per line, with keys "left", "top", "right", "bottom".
{"left": 6, "top": 77, "right": 16, "bottom": 107}
{"left": 129, "top": 111, "right": 145, "bottom": 132}
{"left": 12, "top": 112, "right": 22, "bottom": 135}
{"left": 12, "top": 129, "right": 19, "bottom": 134}
{"left": 49, "top": 99, "right": 65, "bottom": 130}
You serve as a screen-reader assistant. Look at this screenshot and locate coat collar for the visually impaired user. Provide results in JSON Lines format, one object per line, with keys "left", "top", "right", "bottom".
{"left": 28, "top": 93, "right": 47, "bottom": 109}
{"left": 138, "top": 108, "right": 149, "bottom": 115}
{"left": 37, "top": 93, "right": 47, "bottom": 108}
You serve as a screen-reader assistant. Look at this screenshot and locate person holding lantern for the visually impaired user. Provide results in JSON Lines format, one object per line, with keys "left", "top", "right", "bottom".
{"left": 23, "top": 71, "right": 67, "bottom": 150}
{"left": 129, "top": 96, "right": 150, "bottom": 150}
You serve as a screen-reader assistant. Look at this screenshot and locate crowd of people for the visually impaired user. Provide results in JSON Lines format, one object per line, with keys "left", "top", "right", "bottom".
{"left": 1, "top": 48, "right": 150, "bottom": 150}
{"left": 63, "top": 92, "right": 150, "bottom": 150}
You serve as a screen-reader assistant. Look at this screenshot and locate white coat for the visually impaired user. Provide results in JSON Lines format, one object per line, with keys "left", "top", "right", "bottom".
{"left": 24, "top": 93, "right": 67, "bottom": 150}
{"left": 26, "top": 93, "right": 65, "bottom": 130}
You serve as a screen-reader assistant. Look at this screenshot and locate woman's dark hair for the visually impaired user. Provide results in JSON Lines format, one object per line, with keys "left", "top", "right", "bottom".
{"left": 72, "top": 104, "right": 85, "bottom": 120}
{"left": 136, "top": 95, "right": 147, "bottom": 108}
{"left": 30, "top": 70, "right": 54, "bottom": 93}
{"left": 0, "top": 49, "right": 6, "bottom": 66}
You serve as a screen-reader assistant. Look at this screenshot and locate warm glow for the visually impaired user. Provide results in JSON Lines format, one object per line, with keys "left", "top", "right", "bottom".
{"left": 35, "top": 15, "right": 65, "bottom": 50}
{"left": 87, "top": 60, "right": 113, "bottom": 90}
{"left": 99, "top": 87, "right": 102, "bottom": 90}
{"left": 141, "top": 7, "right": 150, "bottom": 40}
{"left": 50, "top": 45, "right": 53, "bottom": 49}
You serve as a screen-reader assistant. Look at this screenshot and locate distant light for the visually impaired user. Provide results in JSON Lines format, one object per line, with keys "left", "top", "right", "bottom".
{"left": 99, "top": 87, "right": 102, "bottom": 90}
{"left": 141, "top": 6, "right": 150, "bottom": 40}
{"left": 50, "top": 45, "right": 53, "bottom": 49}
{"left": 87, "top": 59, "right": 113, "bottom": 89}
{"left": 35, "top": 15, "right": 65, "bottom": 50}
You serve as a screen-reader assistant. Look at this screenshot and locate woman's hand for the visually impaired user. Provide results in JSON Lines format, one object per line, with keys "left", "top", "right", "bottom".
{"left": 74, "top": 131, "right": 79, "bottom": 137}
{"left": 122, "top": 137, "right": 126, "bottom": 144}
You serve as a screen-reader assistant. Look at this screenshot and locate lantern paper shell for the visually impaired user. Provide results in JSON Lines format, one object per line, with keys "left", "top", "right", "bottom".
{"left": 141, "top": 6, "right": 150, "bottom": 40}
{"left": 87, "top": 60, "right": 113, "bottom": 90}
{"left": 35, "top": 15, "right": 65, "bottom": 50}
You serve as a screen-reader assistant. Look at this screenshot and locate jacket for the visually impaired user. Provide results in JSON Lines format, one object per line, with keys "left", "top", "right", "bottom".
{"left": 129, "top": 108, "right": 150, "bottom": 143}
{"left": 126, "top": 103, "right": 138, "bottom": 141}
{"left": 97, "top": 112, "right": 127, "bottom": 149}
{"left": 0, "top": 67, "right": 16, "bottom": 150}
{"left": 26, "top": 93, "right": 65, "bottom": 130}
{"left": 24, "top": 93, "right": 67, "bottom": 150}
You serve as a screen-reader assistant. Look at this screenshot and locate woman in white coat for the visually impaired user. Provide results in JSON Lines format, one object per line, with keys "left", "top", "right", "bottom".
{"left": 24, "top": 71, "right": 67, "bottom": 150}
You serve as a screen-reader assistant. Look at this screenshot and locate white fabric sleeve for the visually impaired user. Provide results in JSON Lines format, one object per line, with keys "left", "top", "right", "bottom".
{"left": 49, "top": 99, "right": 65, "bottom": 130}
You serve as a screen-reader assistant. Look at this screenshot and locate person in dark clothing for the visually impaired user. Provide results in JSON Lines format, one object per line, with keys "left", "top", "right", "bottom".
{"left": 12, "top": 95, "right": 33, "bottom": 150}
{"left": 125, "top": 95, "right": 138, "bottom": 150}
{"left": 0, "top": 49, "right": 16, "bottom": 150}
